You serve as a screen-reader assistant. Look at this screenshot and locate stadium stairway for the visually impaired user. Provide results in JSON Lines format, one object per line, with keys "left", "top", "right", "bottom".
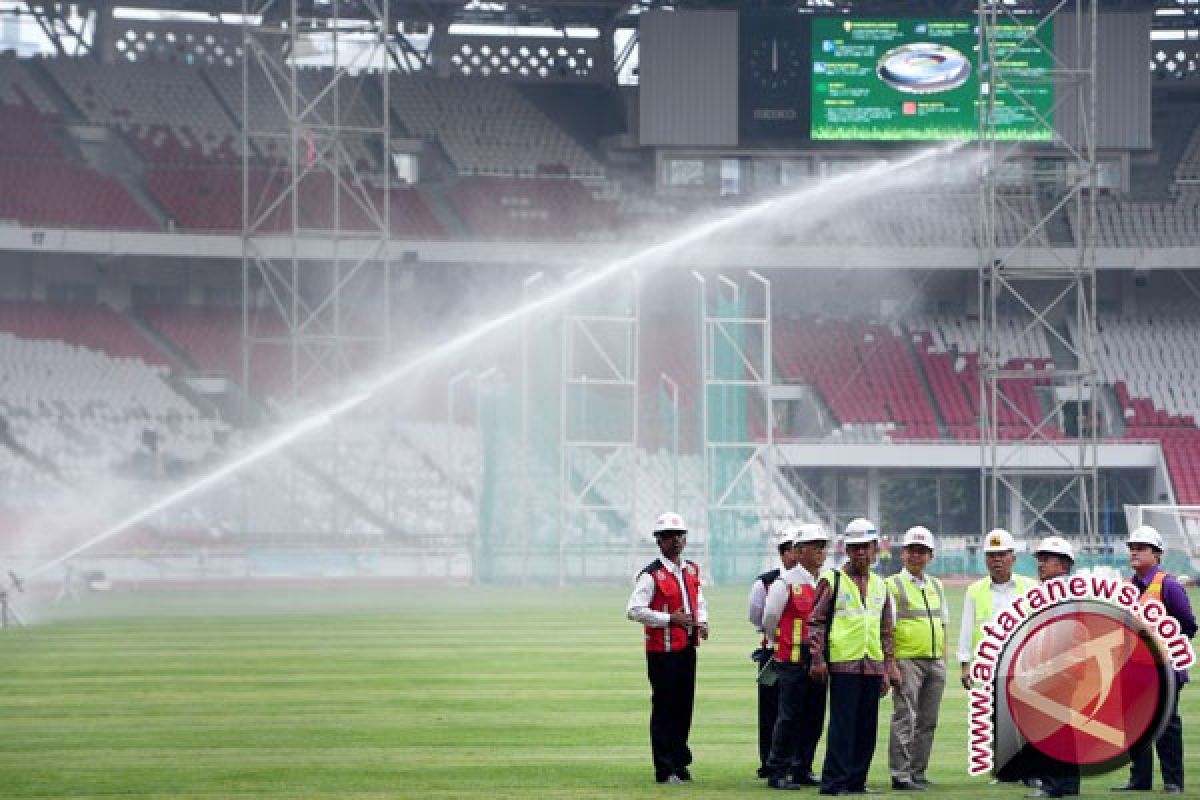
{"left": 27, "top": 57, "right": 174, "bottom": 231}
{"left": 134, "top": 306, "right": 459, "bottom": 538}
{"left": 1038, "top": 192, "right": 1076, "bottom": 246}
{"left": 1045, "top": 319, "right": 1076, "bottom": 372}
{"left": 124, "top": 311, "right": 235, "bottom": 422}
{"left": 128, "top": 311, "right": 198, "bottom": 372}
{"left": 514, "top": 83, "right": 622, "bottom": 171}
{"left": 0, "top": 417, "right": 64, "bottom": 482}
{"left": 73, "top": 126, "right": 171, "bottom": 230}
{"left": 902, "top": 326, "right": 950, "bottom": 439}
{"left": 20, "top": 58, "right": 85, "bottom": 125}
{"left": 1143, "top": 89, "right": 1200, "bottom": 201}
{"left": 286, "top": 448, "right": 406, "bottom": 538}
{"left": 416, "top": 181, "right": 471, "bottom": 238}
{"left": 196, "top": 68, "right": 244, "bottom": 139}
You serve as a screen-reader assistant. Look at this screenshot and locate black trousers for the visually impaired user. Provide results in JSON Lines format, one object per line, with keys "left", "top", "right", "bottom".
{"left": 765, "top": 660, "right": 827, "bottom": 781}
{"left": 754, "top": 649, "right": 779, "bottom": 772}
{"left": 1130, "top": 683, "right": 1184, "bottom": 789}
{"left": 820, "top": 672, "right": 882, "bottom": 794}
{"left": 647, "top": 647, "right": 696, "bottom": 780}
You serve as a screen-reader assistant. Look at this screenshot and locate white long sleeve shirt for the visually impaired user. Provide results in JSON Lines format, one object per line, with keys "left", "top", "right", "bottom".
{"left": 746, "top": 570, "right": 777, "bottom": 632}
{"left": 956, "top": 577, "right": 1023, "bottom": 664}
{"left": 760, "top": 564, "right": 818, "bottom": 647}
{"left": 626, "top": 558, "right": 708, "bottom": 628}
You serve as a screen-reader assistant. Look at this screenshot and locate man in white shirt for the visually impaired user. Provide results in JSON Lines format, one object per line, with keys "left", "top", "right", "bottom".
{"left": 760, "top": 523, "right": 829, "bottom": 790}
{"left": 747, "top": 528, "right": 803, "bottom": 778}
{"left": 957, "top": 528, "right": 1037, "bottom": 689}
{"left": 626, "top": 512, "right": 709, "bottom": 784}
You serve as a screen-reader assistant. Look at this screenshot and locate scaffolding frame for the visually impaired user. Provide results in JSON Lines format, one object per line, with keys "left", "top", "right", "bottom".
{"left": 696, "top": 271, "right": 778, "bottom": 583}
{"left": 241, "top": 0, "right": 395, "bottom": 404}
{"left": 558, "top": 272, "right": 640, "bottom": 584}
{"left": 239, "top": 1, "right": 397, "bottom": 537}
{"left": 978, "top": 1, "right": 1100, "bottom": 543}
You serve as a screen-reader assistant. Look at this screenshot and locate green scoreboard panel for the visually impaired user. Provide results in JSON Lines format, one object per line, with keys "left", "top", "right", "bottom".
{"left": 810, "top": 18, "right": 1054, "bottom": 142}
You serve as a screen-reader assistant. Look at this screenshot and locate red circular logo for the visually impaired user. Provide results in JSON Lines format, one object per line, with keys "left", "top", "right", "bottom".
{"left": 1004, "top": 611, "right": 1161, "bottom": 766}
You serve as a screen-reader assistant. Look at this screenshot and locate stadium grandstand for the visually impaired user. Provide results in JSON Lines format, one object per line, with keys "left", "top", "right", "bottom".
{"left": 1, "top": 0, "right": 1199, "bottom": 594}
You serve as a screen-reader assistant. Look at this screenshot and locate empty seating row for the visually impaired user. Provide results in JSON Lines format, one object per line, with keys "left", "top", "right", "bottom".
{"left": 390, "top": 75, "right": 604, "bottom": 179}
{"left": 0, "top": 331, "right": 227, "bottom": 486}
{"left": 909, "top": 314, "right": 1059, "bottom": 439}
{"left": 1083, "top": 311, "right": 1200, "bottom": 425}
{"left": 1077, "top": 199, "right": 1200, "bottom": 248}
{"left": 46, "top": 58, "right": 239, "bottom": 162}
{"left": 144, "top": 166, "right": 445, "bottom": 237}
{"left": 775, "top": 318, "right": 938, "bottom": 437}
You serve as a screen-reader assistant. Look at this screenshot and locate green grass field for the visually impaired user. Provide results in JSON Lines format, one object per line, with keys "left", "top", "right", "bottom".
{"left": 1, "top": 583, "right": 1196, "bottom": 798}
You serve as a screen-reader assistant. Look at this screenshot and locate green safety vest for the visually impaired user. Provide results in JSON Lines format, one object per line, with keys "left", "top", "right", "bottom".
{"left": 966, "top": 574, "right": 1037, "bottom": 654}
{"left": 822, "top": 568, "right": 887, "bottom": 663}
{"left": 888, "top": 572, "right": 946, "bottom": 660}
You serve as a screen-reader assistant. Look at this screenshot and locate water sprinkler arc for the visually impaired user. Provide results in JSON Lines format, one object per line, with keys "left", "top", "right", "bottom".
{"left": 23, "top": 143, "right": 964, "bottom": 583}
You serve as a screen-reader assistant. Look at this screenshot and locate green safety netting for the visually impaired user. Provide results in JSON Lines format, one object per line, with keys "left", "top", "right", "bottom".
{"left": 705, "top": 294, "right": 765, "bottom": 583}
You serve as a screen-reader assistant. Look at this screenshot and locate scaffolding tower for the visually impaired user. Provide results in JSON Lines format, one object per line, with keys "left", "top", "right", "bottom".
{"left": 559, "top": 273, "right": 640, "bottom": 583}
{"left": 240, "top": 1, "right": 398, "bottom": 537}
{"left": 697, "top": 271, "right": 780, "bottom": 583}
{"left": 978, "top": 1, "right": 1100, "bottom": 544}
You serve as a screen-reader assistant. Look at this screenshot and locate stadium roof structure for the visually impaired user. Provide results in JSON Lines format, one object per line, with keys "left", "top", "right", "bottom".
{"left": 13, "top": 0, "right": 1162, "bottom": 36}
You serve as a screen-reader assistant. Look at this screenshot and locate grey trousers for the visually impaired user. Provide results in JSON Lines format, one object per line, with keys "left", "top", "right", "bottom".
{"left": 888, "top": 658, "right": 947, "bottom": 783}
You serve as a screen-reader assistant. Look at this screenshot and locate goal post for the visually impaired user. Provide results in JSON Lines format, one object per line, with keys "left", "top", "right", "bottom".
{"left": 1122, "top": 504, "right": 1200, "bottom": 576}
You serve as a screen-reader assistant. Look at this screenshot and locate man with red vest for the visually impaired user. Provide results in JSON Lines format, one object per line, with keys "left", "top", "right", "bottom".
{"left": 748, "top": 528, "right": 804, "bottom": 779}
{"left": 760, "top": 522, "right": 830, "bottom": 790}
{"left": 627, "top": 512, "right": 709, "bottom": 784}
{"left": 1112, "top": 525, "right": 1196, "bottom": 794}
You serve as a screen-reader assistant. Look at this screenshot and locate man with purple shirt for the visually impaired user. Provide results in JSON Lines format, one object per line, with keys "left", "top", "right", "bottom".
{"left": 1112, "top": 525, "right": 1197, "bottom": 795}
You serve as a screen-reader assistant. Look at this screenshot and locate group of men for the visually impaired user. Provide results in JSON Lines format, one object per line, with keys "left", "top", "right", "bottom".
{"left": 626, "top": 511, "right": 1196, "bottom": 796}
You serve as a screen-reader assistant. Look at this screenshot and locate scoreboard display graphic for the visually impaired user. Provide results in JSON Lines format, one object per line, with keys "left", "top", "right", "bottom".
{"left": 808, "top": 18, "right": 1054, "bottom": 142}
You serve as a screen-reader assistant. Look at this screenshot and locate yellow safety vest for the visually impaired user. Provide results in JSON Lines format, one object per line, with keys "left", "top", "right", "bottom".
{"left": 823, "top": 568, "right": 887, "bottom": 663}
{"left": 966, "top": 574, "right": 1037, "bottom": 654}
{"left": 888, "top": 572, "right": 946, "bottom": 660}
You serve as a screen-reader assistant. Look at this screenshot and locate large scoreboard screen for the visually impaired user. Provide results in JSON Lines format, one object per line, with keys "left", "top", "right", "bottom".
{"left": 808, "top": 18, "right": 1054, "bottom": 142}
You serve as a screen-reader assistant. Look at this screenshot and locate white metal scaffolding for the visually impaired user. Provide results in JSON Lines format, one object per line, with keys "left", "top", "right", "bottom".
{"left": 978, "top": 1, "right": 1100, "bottom": 543}
{"left": 240, "top": 1, "right": 398, "bottom": 538}
{"left": 559, "top": 273, "right": 640, "bottom": 582}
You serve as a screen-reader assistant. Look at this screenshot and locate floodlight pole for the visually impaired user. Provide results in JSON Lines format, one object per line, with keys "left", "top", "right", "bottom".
{"left": 474, "top": 368, "right": 502, "bottom": 584}
{"left": 448, "top": 370, "right": 472, "bottom": 578}
{"left": 660, "top": 372, "right": 680, "bottom": 512}
{"left": 520, "top": 271, "right": 544, "bottom": 585}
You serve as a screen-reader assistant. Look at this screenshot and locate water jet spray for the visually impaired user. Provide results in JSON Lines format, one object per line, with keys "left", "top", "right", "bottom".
{"left": 18, "top": 142, "right": 967, "bottom": 591}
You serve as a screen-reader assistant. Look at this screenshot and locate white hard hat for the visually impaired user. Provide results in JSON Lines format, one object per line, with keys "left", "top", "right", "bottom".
{"left": 795, "top": 523, "right": 829, "bottom": 544}
{"left": 1035, "top": 535, "right": 1075, "bottom": 561}
{"left": 844, "top": 517, "right": 879, "bottom": 545}
{"left": 774, "top": 526, "right": 801, "bottom": 549}
{"left": 983, "top": 528, "right": 1017, "bottom": 553}
{"left": 1127, "top": 525, "right": 1165, "bottom": 552}
{"left": 653, "top": 512, "right": 687, "bottom": 535}
{"left": 902, "top": 525, "right": 936, "bottom": 551}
